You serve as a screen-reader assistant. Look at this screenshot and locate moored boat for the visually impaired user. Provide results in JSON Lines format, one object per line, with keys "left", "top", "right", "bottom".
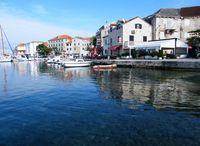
{"left": 63, "top": 58, "right": 91, "bottom": 68}
{"left": 16, "top": 55, "right": 32, "bottom": 62}
{"left": 93, "top": 64, "right": 117, "bottom": 70}
{"left": 0, "top": 25, "right": 13, "bottom": 63}
{"left": 47, "top": 56, "right": 61, "bottom": 64}
{"left": 0, "top": 55, "right": 12, "bottom": 62}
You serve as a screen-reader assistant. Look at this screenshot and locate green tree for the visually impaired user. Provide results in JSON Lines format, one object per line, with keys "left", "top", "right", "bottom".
{"left": 37, "top": 44, "right": 52, "bottom": 56}
{"left": 86, "top": 44, "right": 93, "bottom": 51}
{"left": 52, "top": 47, "right": 62, "bottom": 56}
{"left": 92, "top": 36, "right": 97, "bottom": 47}
{"left": 187, "top": 37, "right": 200, "bottom": 47}
{"left": 188, "top": 29, "right": 200, "bottom": 46}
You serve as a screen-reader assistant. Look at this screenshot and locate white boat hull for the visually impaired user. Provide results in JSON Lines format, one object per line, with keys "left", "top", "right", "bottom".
{"left": 17, "top": 58, "right": 32, "bottom": 62}
{"left": 0, "top": 56, "right": 12, "bottom": 62}
{"left": 63, "top": 59, "right": 91, "bottom": 68}
{"left": 0, "top": 59, "right": 12, "bottom": 62}
{"left": 64, "top": 62, "right": 91, "bottom": 68}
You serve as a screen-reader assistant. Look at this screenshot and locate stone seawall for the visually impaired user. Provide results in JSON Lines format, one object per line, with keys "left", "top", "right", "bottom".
{"left": 92, "top": 59, "right": 200, "bottom": 70}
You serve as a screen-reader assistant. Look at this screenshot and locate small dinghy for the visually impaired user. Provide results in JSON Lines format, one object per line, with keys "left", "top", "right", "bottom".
{"left": 93, "top": 64, "right": 117, "bottom": 70}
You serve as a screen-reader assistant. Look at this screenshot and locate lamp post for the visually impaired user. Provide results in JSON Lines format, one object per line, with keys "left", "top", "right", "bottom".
{"left": 129, "top": 46, "right": 131, "bottom": 58}
{"left": 174, "top": 38, "right": 177, "bottom": 56}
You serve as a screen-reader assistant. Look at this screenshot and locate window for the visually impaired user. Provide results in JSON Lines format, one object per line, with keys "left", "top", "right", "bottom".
{"left": 117, "top": 25, "right": 121, "bottom": 30}
{"left": 110, "top": 38, "right": 112, "bottom": 45}
{"left": 118, "top": 36, "right": 122, "bottom": 43}
{"left": 129, "top": 35, "right": 134, "bottom": 41}
{"left": 135, "top": 23, "right": 142, "bottom": 29}
{"left": 143, "top": 36, "right": 147, "bottom": 42}
{"left": 104, "top": 40, "right": 107, "bottom": 45}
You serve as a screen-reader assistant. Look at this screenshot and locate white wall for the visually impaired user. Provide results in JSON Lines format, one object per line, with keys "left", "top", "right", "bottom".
{"left": 123, "top": 17, "right": 152, "bottom": 49}
{"left": 65, "top": 37, "right": 90, "bottom": 58}
{"left": 26, "top": 42, "right": 43, "bottom": 57}
{"left": 15, "top": 45, "right": 26, "bottom": 56}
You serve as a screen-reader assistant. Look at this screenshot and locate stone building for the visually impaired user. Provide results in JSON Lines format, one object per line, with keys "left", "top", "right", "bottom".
{"left": 145, "top": 6, "right": 200, "bottom": 42}
{"left": 180, "top": 6, "right": 200, "bottom": 39}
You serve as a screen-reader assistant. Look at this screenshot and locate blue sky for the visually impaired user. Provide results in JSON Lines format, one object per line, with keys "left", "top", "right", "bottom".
{"left": 0, "top": 0, "right": 199, "bottom": 47}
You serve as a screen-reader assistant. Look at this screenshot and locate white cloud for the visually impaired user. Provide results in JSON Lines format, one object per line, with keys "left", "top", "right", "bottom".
{"left": 33, "top": 4, "right": 48, "bottom": 15}
{"left": 0, "top": 2, "right": 94, "bottom": 48}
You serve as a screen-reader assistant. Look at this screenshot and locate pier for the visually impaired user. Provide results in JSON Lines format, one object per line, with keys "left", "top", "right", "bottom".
{"left": 93, "top": 59, "right": 200, "bottom": 70}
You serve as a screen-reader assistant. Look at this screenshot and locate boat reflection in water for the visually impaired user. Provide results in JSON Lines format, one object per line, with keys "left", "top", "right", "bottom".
{"left": 38, "top": 63, "right": 200, "bottom": 113}
{"left": 3, "top": 62, "right": 200, "bottom": 112}
{"left": 0, "top": 62, "right": 200, "bottom": 145}
{"left": 94, "top": 68, "right": 200, "bottom": 112}
{"left": 42, "top": 63, "right": 200, "bottom": 112}
{"left": 44, "top": 63, "right": 92, "bottom": 81}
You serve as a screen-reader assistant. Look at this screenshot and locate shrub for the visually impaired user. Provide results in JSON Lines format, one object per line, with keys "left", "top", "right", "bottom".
{"left": 158, "top": 50, "right": 164, "bottom": 58}
{"left": 166, "top": 54, "right": 176, "bottom": 59}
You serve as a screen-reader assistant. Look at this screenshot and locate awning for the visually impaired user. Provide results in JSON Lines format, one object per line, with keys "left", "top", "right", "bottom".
{"left": 90, "top": 48, "right": 101, "bottom": 54}
{"left": 108, "top": 45, "right": 122, "bottom": 51}
{"left": 132, "top": 39, "right": 188, "bottom": 51}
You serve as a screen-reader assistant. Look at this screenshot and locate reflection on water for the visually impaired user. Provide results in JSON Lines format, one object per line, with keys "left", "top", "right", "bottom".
{"left": 95, "top": 68, "right": 200, "bottom": 112}
{"left": 0, "top": 62, "right": 200, "bottom": 146}
{"left": 1, "top": 62, "right": 199, "bottom": 111}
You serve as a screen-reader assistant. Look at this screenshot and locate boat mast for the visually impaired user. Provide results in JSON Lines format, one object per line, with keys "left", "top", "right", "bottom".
{"left": 0, "top": 24, "right": 5, "bottom": 55}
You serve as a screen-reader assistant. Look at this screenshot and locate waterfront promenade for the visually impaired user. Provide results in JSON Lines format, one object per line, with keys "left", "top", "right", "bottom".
{"left": 93, "top": 59, "right": 200, "bottom": 70}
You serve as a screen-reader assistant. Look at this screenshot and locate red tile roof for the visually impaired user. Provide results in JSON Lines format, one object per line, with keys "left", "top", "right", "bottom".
{"left": 43, "top": 42, "right": 48, "bottom": 47}
{"left": 17, "top": 43, "right": 25, "bottom": 47}
{"left": 76, "top": 37, "right": 92, "bottom": 41}
{"left": 49, "top": 34, "right": 73, "bottom": 41}
{"left": 110, "top": 23, "right": 117, "bottom": 26}
{"left": 31, "top": 41, "right": 43, "bottom": 43}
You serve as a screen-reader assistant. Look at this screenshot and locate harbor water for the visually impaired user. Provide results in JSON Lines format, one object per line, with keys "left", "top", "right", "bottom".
{"left": 0, "top": 62, "right": 200, "bottom": 146}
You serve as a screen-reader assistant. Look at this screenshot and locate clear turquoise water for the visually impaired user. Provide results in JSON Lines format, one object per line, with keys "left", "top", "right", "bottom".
{"left": 0, "top": 62, "right": 200, "bottom": 146}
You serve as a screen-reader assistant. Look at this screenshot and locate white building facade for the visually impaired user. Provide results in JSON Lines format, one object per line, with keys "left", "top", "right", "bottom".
{"left": 25, "top": 41, "right": 43, "bottom": 57}
{"left": 65, "top": 37, "right": 91, "bottom": 58}
{"left": 48, "top": 35, "right": 91, "bottom": 58}
{"left": 107, "top": 17, "right": 152, "bottom": 56}
{"left": 15, "top": 43, "right": 26, "bottom": 56}
{"left": 48, "top": 35, "right": 73, "bottom": 57}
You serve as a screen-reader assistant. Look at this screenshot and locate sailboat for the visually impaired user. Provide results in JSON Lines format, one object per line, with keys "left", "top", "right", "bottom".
{"left": 0, "top": 24, "right": 13, "bottom": 62}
